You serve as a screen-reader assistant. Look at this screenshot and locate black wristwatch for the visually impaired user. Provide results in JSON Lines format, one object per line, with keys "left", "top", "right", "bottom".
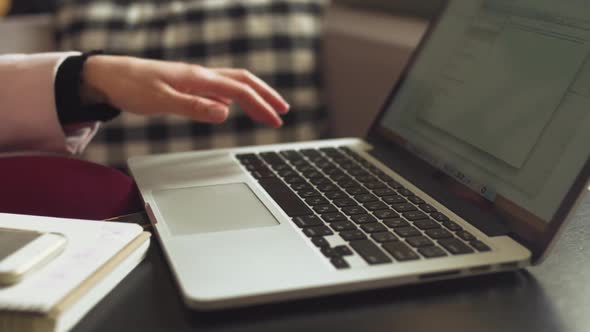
{"left": 54, "top": 51, "right": 121, "bottom": 125}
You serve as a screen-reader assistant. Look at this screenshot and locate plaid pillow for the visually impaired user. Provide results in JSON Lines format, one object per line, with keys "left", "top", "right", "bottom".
{"left": 54, "top": 0, "right": 329, "bottom": 170}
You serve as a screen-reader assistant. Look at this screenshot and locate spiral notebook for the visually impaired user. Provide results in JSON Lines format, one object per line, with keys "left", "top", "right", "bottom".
{"left": 0, "top": 213, "right": 150, "bottom": 332}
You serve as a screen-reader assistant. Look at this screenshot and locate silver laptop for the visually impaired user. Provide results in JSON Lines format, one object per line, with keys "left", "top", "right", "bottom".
{"left": 128, "top": 0, "right": 590, "bottom": 310}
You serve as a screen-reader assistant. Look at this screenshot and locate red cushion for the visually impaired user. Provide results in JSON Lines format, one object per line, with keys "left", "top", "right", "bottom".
{"left": 0, "top": 155, "right": 143, "bottom": 220}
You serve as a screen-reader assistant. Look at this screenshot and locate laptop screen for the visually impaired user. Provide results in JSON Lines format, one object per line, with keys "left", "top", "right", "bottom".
{"left": 377, "top": 0, "right": 590, "bottom": 230}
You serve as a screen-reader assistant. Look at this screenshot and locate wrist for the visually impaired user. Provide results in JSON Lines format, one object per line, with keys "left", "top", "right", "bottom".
{"left": 81, "top": 55, "right": 111, "bottom": 106}
{"left": 54, "top": 52, "right": 122, "bottom": 124}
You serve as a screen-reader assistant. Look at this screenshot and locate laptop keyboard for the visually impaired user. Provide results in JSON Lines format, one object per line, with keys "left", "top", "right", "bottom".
{"left": 236, "top": 147, "right": 491, "bottom": 270}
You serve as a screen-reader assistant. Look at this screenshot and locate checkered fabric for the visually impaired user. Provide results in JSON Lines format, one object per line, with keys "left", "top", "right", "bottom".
{"left": 54, "top": 0, "right": 329, "bottom": 170}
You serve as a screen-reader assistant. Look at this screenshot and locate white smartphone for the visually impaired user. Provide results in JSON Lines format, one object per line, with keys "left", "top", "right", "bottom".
{"left": 0, "top": 228, "right": 67, "bottom": 286}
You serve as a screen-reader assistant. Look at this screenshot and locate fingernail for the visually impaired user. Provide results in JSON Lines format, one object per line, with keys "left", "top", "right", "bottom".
{"left": 207, "top": 106, "right": 228, "bottom": 122}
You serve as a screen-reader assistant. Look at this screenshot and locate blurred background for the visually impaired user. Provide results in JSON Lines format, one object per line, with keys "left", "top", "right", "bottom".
{"left": 0, "top": 0, "right": 441, "bottom": 169}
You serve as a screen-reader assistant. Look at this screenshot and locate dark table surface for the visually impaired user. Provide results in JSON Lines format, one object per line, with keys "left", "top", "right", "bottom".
{"left": 74, "top": 195, "right": 590, "bottom": 332}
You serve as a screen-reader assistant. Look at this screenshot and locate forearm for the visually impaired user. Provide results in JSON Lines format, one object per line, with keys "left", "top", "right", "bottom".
{"left": 0, "top": 52, "right": 117, "bottom": 154}
{"left": 0, "top": 52, "right": 77, "bottom": 153}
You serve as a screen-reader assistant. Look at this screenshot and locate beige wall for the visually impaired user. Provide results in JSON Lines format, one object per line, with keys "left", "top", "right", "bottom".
{"left": 321, "top": 5, "right": 428, "bottom": 137}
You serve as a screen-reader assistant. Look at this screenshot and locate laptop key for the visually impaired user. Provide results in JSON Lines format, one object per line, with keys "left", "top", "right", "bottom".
{"left": 322, "top": 167, "right": 341, "bottom": 174}
{"left": 310, "top": 177, "right": 331, "bottom": 185}
{"left": 293, "top": 215, "right": 323, "bottom": 228}
{"left": 291, "top": 183, "right": 313, "bottom": 191}
{"left": 419, "top": 203, "right": 437, "bottom": 213}
{"left": 382, "top": 242, "right": 420, "bottom": 261}
{"left": 408, "top": 196, "right": 425, "bottom": 204}
{"left": 258, "top": 178, "right": 313, "bottom": 217}
{"left": 425, "top": 229, "right": 454, "bottom": 239}
{"left": 339, "top": 163, "right": 357, "bottom": 170}
{"left": 382, "top": 195, "right": 407, "bottom": 204}
{"left": 350, "top": 240, "right": 392, "bottom": 265}
{"left": 297, "top": 165, "right": 316, "bottom": 173}
{"left": 271, "top": 163, "right": 291, "bottom": 171}
{"left": 351, "top": 214, "right": 378, "bottom": 224}
{"left": 333, "top": 198, "right": 358, "bottom": 207}
{"left": 280, "top": 150, "right": 304, "bottom": 161}
{"left": 438, "top": 238, "right": 475, "bottom": 255}
{"left": 324, "top": 190, "right": 348, "bottom": 200}
{"left": 345, "top": 187, "right": 370, "bottom": 196}
{"left": 334, "top": 245, "right": 354, "bottom": 256}
{"left": 382, "top": 218, "right": 410, "bottom": 229}
{"left": 251, "top": 170, "right": 276, "bottom": 179}
{"left": 348, "top": 169, "right": 370, "bottom": 177}
{"left": 320, "top": 147, "right": 341, "bottom": 156}
{"left": 299, "top": 189, "right": 321, "bottom": 198}
{"left": 290, "top": 159, "right": 309, "bottom": 167}
{"left": 470, "top": 240, "right": 491, "bottom": 252}
{"left": 305, "top": 197, "right": 329, "bottom": 206}
{"left": 236, "top": 153, "right": 257, "bottom": 159}
{"left": 355, "top": 194, "right": 378, "bottom": 203}
{"left": 418, "top": 246, "right": 447, "bottom": 258}
{"left": 293, "top": 161, "right": 313, "bottom": 171}
{"left": 259, "top": 152, "right": 283, "bottom": 163}
{"left": 330, "top": 257, "right": 350, "bottom": 269}
{"left": 314, "top": 204, "right": 338, "bottom": 214}
{"left": 329, "top": 173, "right": 349, "bottom": 182}
{"left": 333, "top": 174, "right": 353, "bottom": 182}
{"left": 338, "top": 180, "right": 358, "bottom": 188}
{"left": 373, "top": 209, "right": 399, "bottom": 219}
{"left": 385, "top": 180, "right": 403, "bottom": 189}
{"left": 277, "top": 169, "right": 297, "bottom": 178}
{"left": 397, "top": 188, "right": 414, "bottom": 197}
{"left": 284, "top": 176, "right": 305, "bottom": 184}
{"left": 413, "top": 219, "right": 441, "bottom": 230}
{"left": 341, "top": 206, "right": 367, "bottom": 216}
{"left": 321, "top": 212, "right": 347, "bottom": 223}
{"left": 442, "top": 220, "right": 463, "bottom": 231}
{"left": 356, "top": 175, "right": 379, "bottom": 183}
{"left": 300, "top": 148, "right": 322, "bottom": 158}
{"left": 361, "top": 223, "right": 387, "bottom": 233}
{"left": 340, "top": 230, "right": 367, "bottom": 241}
{"left": 316, "top": 183, "right": 339, "bottom": 193}
{"left": 402, "top": 211, "right": 428, "bottom": 221}
{"left": 303, "top": 226, "right": 333, "bottom": 237}
{"left": 321, "top": 247, "right": 340, "bottom": 258}
{"left": 311, "top": 237, "right": 330, "bottom": 248}
{"left": 394, "top": 226, "right": 422, "bottom": 238}
{"left": 330, "top": 221, "right": 357, "bottom": 232}
{"left": 406, "top": 236, "right": 434, "bottom": 248}
{"left": 456, "top": 231, "right": 476, "bottom": 242}
{"left": 431, "top": 212, "right": 449, "bottom": 222}
{"left": 363, "top": 201, "right": 389, "bottom": 211}
{"left": 392, "top": 203, "right": 417, "bottom": 212}
{"left": 373, "top": 188, "right": 397, "bottom": 197}
{"left": 365, "top": 182, "right": 387, "bottom": 190}
{"left": 371, "top": 232, "right": 399, "bottom": 243}
{"left": 245, "top": 163, "right": 268, "bottom": 172}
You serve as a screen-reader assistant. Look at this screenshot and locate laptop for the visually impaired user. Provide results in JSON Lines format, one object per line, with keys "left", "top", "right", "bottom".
{"left": 128, "top": 0, "right": 590, "bottom": 310}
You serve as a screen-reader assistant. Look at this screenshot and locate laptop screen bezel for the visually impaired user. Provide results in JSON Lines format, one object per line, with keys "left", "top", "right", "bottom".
{"left": 364, "top": 0, "right": 590, "bottom": 263}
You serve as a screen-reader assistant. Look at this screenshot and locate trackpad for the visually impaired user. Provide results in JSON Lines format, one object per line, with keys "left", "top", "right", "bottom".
{"left": 153, "top": 183, "right": 279, "bottom": 236}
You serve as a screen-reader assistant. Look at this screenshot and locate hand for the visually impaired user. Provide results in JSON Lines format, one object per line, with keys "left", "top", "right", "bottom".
{"left": 82, "top": 55, "right": 290, "bottom": 127}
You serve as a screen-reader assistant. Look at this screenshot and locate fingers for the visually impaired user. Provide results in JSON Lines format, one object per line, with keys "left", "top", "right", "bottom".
{"left": 161, "top": 84, "right": 230, "bottom": 123}
{"left": 213, "top": 68, "right": 290, "bottom": 114}
{"left": 173, "top": 65, "right": 289, "bottom": 127}
{"left": 195, "top": 71, "right": 284, "bottom": 127}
